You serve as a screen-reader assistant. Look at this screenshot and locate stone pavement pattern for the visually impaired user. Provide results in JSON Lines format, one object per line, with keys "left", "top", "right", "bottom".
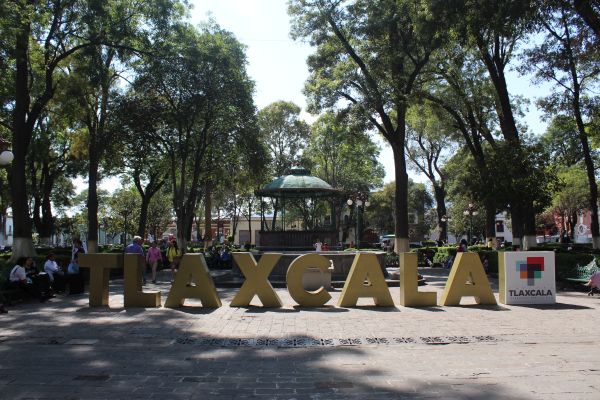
{"left": 1, "top": 268, "right": 600, "bottom": 399}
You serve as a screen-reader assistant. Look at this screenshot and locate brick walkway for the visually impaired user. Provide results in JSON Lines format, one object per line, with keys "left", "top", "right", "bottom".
{"left": 1, "top": 268, "right": 599, "bottom": 399}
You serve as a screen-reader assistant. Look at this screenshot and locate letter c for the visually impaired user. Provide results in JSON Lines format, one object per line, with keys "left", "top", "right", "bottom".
{"left": 287, "top": 254, "right": 332, "bottom": 307}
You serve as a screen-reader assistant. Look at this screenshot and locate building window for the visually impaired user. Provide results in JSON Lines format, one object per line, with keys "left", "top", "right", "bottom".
{"left": 495, "top": 221, "right": 504, "bottom": 233}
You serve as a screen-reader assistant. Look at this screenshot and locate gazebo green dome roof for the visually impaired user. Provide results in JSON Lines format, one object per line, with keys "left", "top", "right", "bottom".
{"left": 255, "top": 166, "right": 340, "bottom": 198}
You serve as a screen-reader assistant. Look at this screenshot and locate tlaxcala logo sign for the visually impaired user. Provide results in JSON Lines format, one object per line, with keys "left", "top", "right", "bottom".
{"left": 78, "top": 251, "right": 555, "bottom": 309}
{"left": 499, "top": 252, "right": 556, "bottom": 305}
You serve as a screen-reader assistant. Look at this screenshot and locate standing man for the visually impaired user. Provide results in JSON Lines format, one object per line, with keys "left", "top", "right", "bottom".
{"left": 125, "top": 236, "right": 146, "bottom": 284}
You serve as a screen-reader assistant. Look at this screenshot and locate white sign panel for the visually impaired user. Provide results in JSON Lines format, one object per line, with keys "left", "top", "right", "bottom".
{"left": 500, "top": 251, "right": 556, "bottom": 305}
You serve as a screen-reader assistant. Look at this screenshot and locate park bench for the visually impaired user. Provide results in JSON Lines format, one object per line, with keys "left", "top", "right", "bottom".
{"left": 565, "top": 258, "right": 599, "bottom": 295}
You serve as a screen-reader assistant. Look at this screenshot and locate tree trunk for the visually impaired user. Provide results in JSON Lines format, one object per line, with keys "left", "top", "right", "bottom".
{"left": 511, "top": 206, "right": 523, "bottom": 248}
{"left": 248, "top": 206, "right": 252, "bottom": 246}
{"left": 484, "top": 199, "right": 497, "bottom": 248}
{"left": 573, "top": 91, "right": 600, "bottom": 248}
{"left": 433, "top": 184, "right": 447, "bottom": 242}
{"left": 10, "top": 14, "right": 36, "bottom": 261}
{"left": 87, "top": 155, "right": 100, "bottom": 253}
{"left": 204, "top": 181, "right": 212, "bottom": 248}
{"left": 392, "top": 141, "right": 410, "bottom": 253}
{"left": 38, "top": 162, "right": 55, "bottom": 241}
{"left": 522, "top": 205, "right": 537, "bottom": 250}
{"left": 137, "top": 196, "right": 150, "bottom": 238}
{"left": 574, "top": 0, "right": 600, "bottom": 40}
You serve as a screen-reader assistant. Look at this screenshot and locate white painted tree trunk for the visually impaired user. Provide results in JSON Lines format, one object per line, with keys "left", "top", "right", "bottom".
{"left": 522, "top": 235, "right": 537, "bottom": 251}
{"left": 513, "top": 237, "right": 522, "bottom": 248}
{"left": 395, "top": 237, "right": 410, "bottom": 253}
{"left": 10, "top": 237, "right": 37, "bottom": 262}
{"left": 87, "top": 239, "right": 98, "bottom": 254}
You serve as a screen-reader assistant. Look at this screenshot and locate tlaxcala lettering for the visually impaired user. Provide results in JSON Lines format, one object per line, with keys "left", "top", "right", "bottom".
{"left": 78, "top": 252, "right": 498, "bottom": 309}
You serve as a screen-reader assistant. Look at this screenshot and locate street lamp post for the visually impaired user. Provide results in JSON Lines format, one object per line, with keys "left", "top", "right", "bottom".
{"left": 347, "top": 193, "right": 370, "bottom": 250}
{"left": 463, "top": 203, "right": 479, "bottom": 245}
{"left": 440, "top": 215, "right": 452, "bottom": 243}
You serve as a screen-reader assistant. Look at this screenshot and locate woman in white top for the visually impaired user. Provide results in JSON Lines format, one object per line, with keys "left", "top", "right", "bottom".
{"left": 43, "top": 253, "right": 65, "bottom": 292}
{"left": 9, "top": 257, "right": 48, "bottom": 301}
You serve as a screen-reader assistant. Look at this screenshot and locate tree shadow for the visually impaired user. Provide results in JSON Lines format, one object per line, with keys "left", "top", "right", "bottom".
{"left": 0, "top": 276, "right": 566, "bottom": 400}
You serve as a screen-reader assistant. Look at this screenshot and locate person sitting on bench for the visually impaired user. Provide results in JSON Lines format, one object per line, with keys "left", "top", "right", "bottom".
{"left": 9, "top": 257, "right": 50, "bottom": 302}
{"left": 44, "top": 252, "right": 66, "bottom": 293}
{"left": 25, "top": 257, "right": 51, "bottom": 295}
{"left": 584, "top": 270, "right": 600, "bottom": 295}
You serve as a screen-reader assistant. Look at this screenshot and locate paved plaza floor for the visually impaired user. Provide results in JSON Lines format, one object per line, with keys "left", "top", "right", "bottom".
{"left": 1, "top": 268, "right": 600, "bottom": 399}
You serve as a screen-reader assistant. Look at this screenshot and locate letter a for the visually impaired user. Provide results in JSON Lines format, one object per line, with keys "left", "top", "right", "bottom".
{"left": 399, "top": 253, "right": 437, "bottom": 307}
{"left": 440, "top": 253, "right": 496, "bottom": 306}
{"left": 165, "top": 254, "right": 222, "bottom": 308}
{"left": 124, "top": 254, "right": 161, "bottom": 307}
{"left": 287, "top": 254, "right": 332, "bottom": 307}
{"left": 338, "top": 253, "right": 394, "bottom": 307}
{"left": 231, "top": 253, "right": 282, "bottom": 307}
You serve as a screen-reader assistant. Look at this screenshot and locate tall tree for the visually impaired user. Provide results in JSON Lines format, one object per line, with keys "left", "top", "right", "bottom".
{"left": 289, "top": 0, "right": 450, "bottom": 252}
{"left": 524, "top": 0, "right": 600, "bottom": 247}
{"left": 133, "top": 22, "right": 256, "bottom": 250}
{"left": 443, "top": 0, "right": 539, "bottom": 248}
{"left": 405, "top": 103, "right": 454, "bottom": 243}
{"left": 28, "top": 109, "right": 75, "bottom": 244}
{"left": 3, "top": 1, "right": 102, "bottom": 258}
{"left": 551, "top": 165, "right": 589, "bottom": 239}
{"left": 421, "top": 47, "right": 503, "bottom": 246}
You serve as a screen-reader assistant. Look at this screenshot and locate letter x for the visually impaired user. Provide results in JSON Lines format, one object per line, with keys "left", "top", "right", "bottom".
{"left": 231, "top": 253, "right": 283, "bottom": 307}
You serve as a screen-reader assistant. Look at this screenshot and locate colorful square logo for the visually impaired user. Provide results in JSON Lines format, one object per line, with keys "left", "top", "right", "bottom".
{"left": 516, "top": 256, "right": 544, "bottom": 286}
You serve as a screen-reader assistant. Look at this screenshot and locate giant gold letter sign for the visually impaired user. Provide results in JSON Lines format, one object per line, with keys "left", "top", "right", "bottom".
{"left": 338, "top": 253, "right": 394, "bottom": 307}
{"left": 286, "top": 254, "right": 332, "bottom": 307}
{"left": 440, "top": 253, "right": 496, "bottom": 306}
{"left": 124, "top": 254, "right": 161, "bottom": 308}
{"left": 231, "top": 252, "right": 282, "bottom": 307}
{"left": 399, "top": 253, "right": 437, "bottom": 307}
{"left": 78, "top": 253, "right": 122, "bottom": 307}
{"left": 165, "top": 254, "right": 222, "bottom": 308}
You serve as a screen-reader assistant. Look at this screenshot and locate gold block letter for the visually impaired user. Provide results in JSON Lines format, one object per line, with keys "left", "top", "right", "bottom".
{"left": 123, "top": 254, "right": 161, "bottom": 308}
{"left": 78, "top": 253, "right": 122, "bottom": 307}
{"left": 399, "top": 253, "right": 437, "bottom": 307}
{"left": 164, "top": 254, "right": 222, "bottom": 308}
{"left": 231, "top": 253, "right": 282, "bottom": 307}
{"left": 286, "top": 254, "right": 332, "bottom": 307}
{"left": 338, "top": 253, "right": 394, "bottom": 307}
{"left": 440, "top": 252, "right": 497, "bottom": 306}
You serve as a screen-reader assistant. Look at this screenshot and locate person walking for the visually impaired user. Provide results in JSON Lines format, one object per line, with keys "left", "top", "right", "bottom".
{"left": 166, "top": 240, "right": 182, "bottom": 283}
{"left": 146, "top": 241, "right": 162, "bottom": 284}
{"left": 125, "top": 236, "right": 146, "bottom": 284}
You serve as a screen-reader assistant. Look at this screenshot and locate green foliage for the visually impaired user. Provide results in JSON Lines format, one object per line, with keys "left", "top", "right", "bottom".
{"left": 365, "top": 180, "right": 433, "bottom": 239}
{"left": 542, "top": 116, "right": 585, "bottom": 167}
{"left": 258, "top": 101, "right": 309, "bottom": 178}
{"left": 305, "top": 112, "right": 384, "bottom": 192}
